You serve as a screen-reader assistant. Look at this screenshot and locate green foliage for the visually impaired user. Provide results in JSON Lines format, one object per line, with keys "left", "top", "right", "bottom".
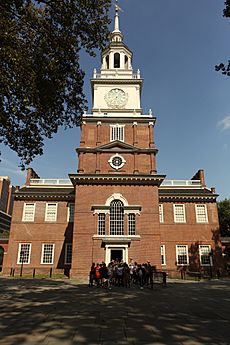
{"left": 218, "top": 199, "right": 230, "bottom": 236}
{"left": 215, "top": 1, "right": 230, "bottom": 76}
{"left": 0, "top": 0, "right": 111, "bottom": 168}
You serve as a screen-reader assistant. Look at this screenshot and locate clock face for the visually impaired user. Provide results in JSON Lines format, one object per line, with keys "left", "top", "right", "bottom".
{"left": 104, "top": 88, "right": 128, "bottom": 109}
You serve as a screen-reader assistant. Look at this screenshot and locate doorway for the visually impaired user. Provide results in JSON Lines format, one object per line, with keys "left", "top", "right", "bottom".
{"left": 105, "top": 244, "right": 128, "bottom": 265}
{"left": 111, "top": 249, "right": 123, "bottom": 262}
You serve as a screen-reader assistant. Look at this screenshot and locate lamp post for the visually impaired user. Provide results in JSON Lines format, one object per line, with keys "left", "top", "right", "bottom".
{"left": 20, "top": 250, "right": 25, "bottom": 277}
{"left": 209, "top": 249, "right": 213, "bottom": 279}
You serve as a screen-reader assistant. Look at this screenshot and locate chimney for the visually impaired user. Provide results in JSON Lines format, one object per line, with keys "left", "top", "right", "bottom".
{"left": 191, "top": 169, "right": 206, "bottom": 187}
{"left": 25, "top": 168, "right": 40, "bottom": 186}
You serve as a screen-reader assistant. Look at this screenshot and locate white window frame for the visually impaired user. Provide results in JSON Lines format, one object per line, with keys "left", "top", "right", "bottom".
{"left": 161, "top": 245, "right": 166, "bottom": 265}
{"left": 45, "top": 203, "right": 58, "bottom": 222}
{"left": 176, "top": 245, "right": 189, "bottom": 266}
{"left": 17, "top": 243, "right": 32, "bottom": 264}
{"left": 173, "top": 204, "right": 186, "bottom": 223}
{"left": 22, "top": 203, "right": 36, "bottom": 222}
{"left": 128, "top": 213, "right": 136, "bottom": 236}
{"left": 195, "top": 204, "right": 208, "bottom": 223}
{"left": 98, "top": 213, "right": 106, "bottom": 235}
{"left": 41, "top": 244, "right": 55, "bottom": 264}
{"left": 110, "top": 124, "right": 125, "bottom": 142}
{"left": 199, "top": 245, "right": 212, "bottom": 266}
{"left": 67, "top": 203, "right": 75, "bottom": 222}
{"left": 64, "top": 243, "right": 72, "bottom": 264}
{"left": 159, "top": 204, "right": 164, "bottom": 223}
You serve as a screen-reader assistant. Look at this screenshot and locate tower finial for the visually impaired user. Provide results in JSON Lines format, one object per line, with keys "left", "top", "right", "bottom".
{"left": 114, "top": 0, "right": 120, "bottom": 32}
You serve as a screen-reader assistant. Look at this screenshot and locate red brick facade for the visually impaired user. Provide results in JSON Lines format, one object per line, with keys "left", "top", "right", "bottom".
{"left": 2, "top": 11, "right": 224, "bottom": 281}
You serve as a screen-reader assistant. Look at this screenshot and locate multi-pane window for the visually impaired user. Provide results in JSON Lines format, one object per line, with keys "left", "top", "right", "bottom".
{"left": 68, "top": 203, "right": 75, "bottom": 222}
{"left": 98, "top": 213, "right": 106, "bottom": 235}
{"left": 128, "top": 213, "right": 136, "bottom": 235}
{"left": 45, "top": 203, "right": 58, "bottom": 222}
{"left": 195, "top": 204, "right": 208, "bottom": 223}
{"left": 41, "top": 244, "right": 54, "bottom": 264}
{"left": 173, "top": 204, "right": 186, "bottom": 223}
{"left": 110, "top": 125, "right": 124, "bottom": 142}
{"left": 17, "top": 243, "right": 31, "bottom": 264}
{"left": 161, "top": 245, "right": 166, "bottom": 265}
{"left": 65, "top": 243, "right": 72, "bottom": 264}
{"left": 110, "top": 200, "right": 124, "bottom": 235}
{"left": 159, "top": 204, "right": 164, "bottom": 223}
{"left": 199, "top": 245, "right": 211, "bottom": 266}
{"left": 22, "top": 203, "right": 36, "bottom": 222}
{"left": 176, "top": 245, "right": 188, "bottom": 265}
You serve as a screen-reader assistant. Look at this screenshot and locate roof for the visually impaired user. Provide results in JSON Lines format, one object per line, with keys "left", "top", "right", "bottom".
{"left": 159, "top": 188, "right": 218, "bottom": 202}
{"left": 14, "top": 187, "right": 75, "bottom": 201}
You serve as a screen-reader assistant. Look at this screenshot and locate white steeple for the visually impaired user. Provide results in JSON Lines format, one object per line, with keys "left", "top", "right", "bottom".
{"left": 90, "top": 1, "right": 143, "bottom": 117}
{"left": 110, "top": 0, "right": 123, "bottom": 42}
{"left": 113, "top": 0, "right": 121, "bottom": 33}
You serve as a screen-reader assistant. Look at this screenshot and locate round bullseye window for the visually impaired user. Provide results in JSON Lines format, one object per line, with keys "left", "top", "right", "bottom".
{"left": 112, "top": 156, "right": 122, "bottom": 167}
{"left": 109, "top": 154, "right": 126, "bottom": 170}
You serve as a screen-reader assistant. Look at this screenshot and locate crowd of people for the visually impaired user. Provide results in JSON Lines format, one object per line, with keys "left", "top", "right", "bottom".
{"left": 89, "top": 259, "right": 166, "bottom": 289}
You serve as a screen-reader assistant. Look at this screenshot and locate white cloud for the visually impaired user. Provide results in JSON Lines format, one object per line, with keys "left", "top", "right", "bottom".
{"left": 218, "top": 115, "right": 230, "bottom": 131}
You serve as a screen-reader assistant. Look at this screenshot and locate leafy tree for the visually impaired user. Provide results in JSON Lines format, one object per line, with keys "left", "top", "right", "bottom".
{"left": 0, "top": 0, "right": 111, "bottom": 168}
{"left": 215, "top": 0, "right": 230, "bottom": 76}
{"left": 218, "top": 199, "right": 230, "bottom": 236}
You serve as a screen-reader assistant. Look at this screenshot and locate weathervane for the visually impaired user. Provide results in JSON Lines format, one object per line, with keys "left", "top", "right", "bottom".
{"left": 114, "top": 0, "right": 124, "bottom": 13}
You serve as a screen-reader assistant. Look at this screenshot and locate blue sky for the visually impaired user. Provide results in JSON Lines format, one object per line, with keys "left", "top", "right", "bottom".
{"left": 1, "top": 0, "right": 230, "bottom": 200}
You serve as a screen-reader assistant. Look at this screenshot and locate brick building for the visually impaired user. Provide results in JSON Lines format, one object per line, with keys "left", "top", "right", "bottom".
{"left": 0, "top": 176, "right": 15, "bottom": 271}
{"left": 3, "top": 7, "right": 223, "bottom": 280}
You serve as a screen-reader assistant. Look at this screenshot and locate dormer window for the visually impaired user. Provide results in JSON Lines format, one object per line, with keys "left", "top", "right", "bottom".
{"left": 114, "top": 53, "right": 120, "bottom": 68}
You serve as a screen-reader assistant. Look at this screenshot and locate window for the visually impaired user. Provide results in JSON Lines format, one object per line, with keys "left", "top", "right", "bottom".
{"left": 159, "top": 204, "right": 164, "bottom": 223}
{"left": 128, "top": 213, "right": 136, "bottom": 235}
{"left": 195, "top": 204, "right": 208, "bottom": 223}
{"left": 45, "top": 203, "right": 58, "bottom": 222}
{"left": 176, "top": 245, "right": 188, "bottom": 265}
{"left": 22, "top": 203, "right": 35, "bottom": 222}
{"left": 161, "top": 245, "right": 166, "bottom": 265}
{"left": 98, "top": 213, "right": 106, "bottom": 235}
{"left": 110, "top": 124, "right": 124, "bottom": 142}
{"left": 41, "top": 244, "right": 55, "bottom": 264}
{"left": 109, "top": 154, "right": 126, "bottom": 170}
{"left": 110, "top": 200, "right": 124, "bottom": 235}
{"left": 68, "top": 203, "right": 75, "bottom": 222}
{"left": 17, "top": 243, "right": 31, "bottom": 264}
{"left": 114, "top": 53, "right": 120, "bottom": 68}
{"left": 106, "top": 55, "right": 109, "bottom": 69}
{"left": 173, "top": 204, "right": 186, "bottom": 223}
{"left": 199, "top": 245, "right": 211, "bottom": 266}
{"left": 65, "top": 244, "right": 72, "bottom": 264}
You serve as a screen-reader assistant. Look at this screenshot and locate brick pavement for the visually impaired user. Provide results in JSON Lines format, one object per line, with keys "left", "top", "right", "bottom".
{"left": 0, "top": 277, "right": 230, "bottom": 345}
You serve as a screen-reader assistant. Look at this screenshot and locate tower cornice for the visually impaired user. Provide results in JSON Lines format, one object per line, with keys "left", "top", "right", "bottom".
{"left": 69, "top": 173, "right": 166, "bottom": 187}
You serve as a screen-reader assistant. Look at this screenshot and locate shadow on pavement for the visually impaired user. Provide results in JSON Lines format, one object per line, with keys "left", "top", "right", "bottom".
{"left": 0, "top": 278, "right": 230, "bottom": 345}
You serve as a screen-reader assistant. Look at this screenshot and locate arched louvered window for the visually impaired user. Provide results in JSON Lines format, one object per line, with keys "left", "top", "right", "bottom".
{"left": 114, "top": 53, "right": 120, "bottom": 68}
{"left": 110, "top": 200, "right": 124, "bottom": 235}
{"left": 106, "top": 55, "right": 109, "bottom": 69}
{"left": 125, "top": 55, "right": 128, "bottom": 69}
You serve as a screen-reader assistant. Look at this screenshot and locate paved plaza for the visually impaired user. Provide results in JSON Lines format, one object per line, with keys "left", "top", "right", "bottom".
{"left": 0, "top": 277, "right": 230, "bottom": 345}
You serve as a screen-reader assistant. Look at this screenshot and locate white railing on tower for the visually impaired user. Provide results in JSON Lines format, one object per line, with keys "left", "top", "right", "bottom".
{"left": 30, "top": 179, "right": 72, "bottom": 186}
{"left": 161, "top": 180, "right": 202, "bottom": 187}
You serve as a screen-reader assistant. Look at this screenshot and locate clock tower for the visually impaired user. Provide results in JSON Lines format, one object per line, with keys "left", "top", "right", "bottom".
{"left": 69, "top": 3, "right": 165, "bottom": 281}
